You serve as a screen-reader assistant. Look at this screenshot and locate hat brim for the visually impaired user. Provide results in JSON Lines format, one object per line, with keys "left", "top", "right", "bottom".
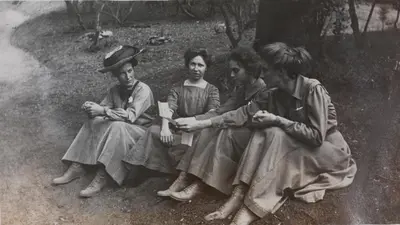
{"left": 98, "top": 48, "right": 144, "bottom": 73}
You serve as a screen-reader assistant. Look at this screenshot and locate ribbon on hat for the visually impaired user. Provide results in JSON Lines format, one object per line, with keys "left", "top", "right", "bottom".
{"left": 105, "top": 45, "right": 123, "bottom": 59}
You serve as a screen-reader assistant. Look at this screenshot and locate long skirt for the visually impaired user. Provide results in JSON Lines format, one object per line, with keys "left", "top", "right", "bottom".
{"left": 177, "top": 127, "right": 252, "bottom": 195}
{"left": 234, "top": 127, "right": 357, "bottom": 218}
{"left": 62, "top": 117, "right": 147, "bottom": 185}
{"left": 123, "top": 124, "right": 194, "bottom": 174}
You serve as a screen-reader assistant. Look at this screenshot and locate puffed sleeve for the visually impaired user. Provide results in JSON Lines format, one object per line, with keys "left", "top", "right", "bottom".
{"left": 104, "top": 83, "right": 154, "bottom": 124}
{"left": 167, "top": 86, "right": 180, "bottom": 114}
{"left": 205, "top": 84, "right": 220, "bottom": 111}
{"left": 276, "top": 84, "right": 329, "bottom": 147}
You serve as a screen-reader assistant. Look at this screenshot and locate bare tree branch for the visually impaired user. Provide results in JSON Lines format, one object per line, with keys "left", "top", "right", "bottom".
{"left": 363, "top": 0, "right": 376, "bottom": 34}
{"left": 122, "top": 1, "right": 136, "bottom": 24}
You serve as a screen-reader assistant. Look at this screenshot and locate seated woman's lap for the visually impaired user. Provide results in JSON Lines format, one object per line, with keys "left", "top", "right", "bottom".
{"left": 236, "top": 127, "right": 350, "bottom": 185}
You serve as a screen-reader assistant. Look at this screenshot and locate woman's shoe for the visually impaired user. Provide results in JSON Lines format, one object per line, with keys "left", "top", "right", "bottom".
{"left": 169, "top": 180, "right": 204, "bottom": 201}
{"left": 157, "top": 172, "right": 190, "bottom": 197}
{"left": 229, "top": 206, "right": 259, "bottom": 225}
{"left": 79, "top": 169, "right": 108, "bottom": 198}
{"left": 52, "top": 163, "right": 85, "bottom": 185}
{"left": 204, "top": 184, "right": 246, "bottom": 221}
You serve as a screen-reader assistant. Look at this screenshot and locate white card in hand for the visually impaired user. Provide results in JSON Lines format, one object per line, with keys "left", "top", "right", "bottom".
{"left": 181, "top": 132, "right": 194, "bottom": 146}
{"left": 158, "top": 101, "right": 172, "bottom": 119}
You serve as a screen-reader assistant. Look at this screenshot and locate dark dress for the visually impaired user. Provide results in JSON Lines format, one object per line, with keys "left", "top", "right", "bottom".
{"left": 123, "top": 80, "right": 220, "bottom": 174}
{"left": 208, "top": 75, "right": 357, "bottom": 217}
{"left": 177, "top": 78, "right": 266, "bottom": 194}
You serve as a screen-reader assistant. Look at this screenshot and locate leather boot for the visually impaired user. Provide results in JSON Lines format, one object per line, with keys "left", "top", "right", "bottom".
{"left": 169, "top": 180, "right": 204, "bottom": 201}
{"left": 79, "top": 168, "right": 108, "bottom": 198}
{"left": 52, "top": 163, "right": 85, "bottom": 185}
{"left": 229, "top": 206, "right": 259, "bottom": 225}
{"left": 157, "top": 172, "right": 190, "bottom": 197}
{"left": 204, "top": 184, "right": 246, "bottom": 221}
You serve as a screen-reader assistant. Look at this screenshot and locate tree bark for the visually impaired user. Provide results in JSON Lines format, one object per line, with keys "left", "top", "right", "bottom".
{"left": 394, "top": 5, "right": 400, "bottom": 29}
{"left": 348, "top": 0, "right": 361, "bottom": 45}
{"left": 363, "top": 0, "right": 376, "bottom": 34}
{"left": 65, "top": 0, "right": 86, "bottom": 30}
{"left": 122, "top": 2, "right": 136, "bottom": 24}
{"left": 65, "top": 0, "right": 74, "bottom": 16}
{"left": 219, "top": 3, "right": 239, "bottom": 48}
{"left": 92, "top": 2, "right": 105, "bottom": 49}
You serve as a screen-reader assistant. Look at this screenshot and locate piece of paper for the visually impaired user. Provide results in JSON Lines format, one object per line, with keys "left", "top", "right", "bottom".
{"left": 181, "top": 132, "right": 194, "bottom": 146}
{"left": 158, "top": 101, "right": 172, "bottom": 119}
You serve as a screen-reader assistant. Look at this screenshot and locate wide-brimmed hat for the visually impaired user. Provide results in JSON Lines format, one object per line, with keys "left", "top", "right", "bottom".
{"left": 99, "top": 45, "right": 144, "bottom": 73}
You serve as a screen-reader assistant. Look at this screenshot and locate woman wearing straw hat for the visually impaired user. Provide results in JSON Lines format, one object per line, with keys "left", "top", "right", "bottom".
{"left": 52, "top": 45, "right": 155, "bottom": 198}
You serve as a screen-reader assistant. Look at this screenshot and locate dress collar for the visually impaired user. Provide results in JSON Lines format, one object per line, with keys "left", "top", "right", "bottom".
{"left": 183, "top": 79, "right": 208, "bottom": 89}
{"left": 244, "top": 78, "right": 266, "bottom": 100}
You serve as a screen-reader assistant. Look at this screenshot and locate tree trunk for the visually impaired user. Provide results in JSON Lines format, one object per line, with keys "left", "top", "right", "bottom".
{"left": 348, "top": 0, "right": 362, "bottom": 45}
{"left": 65, "top": 0, "right": 86, "bottom": 30}
{"left": 363, "top": 0, "right": 376, "bottom": 34}
{"left": 122, "top": 2, "right": 136, "bottom": 24}
{"left": 72, "top": 2, "right": 86, "bottom": 30}
{"left": 219, "top": 4, "right": 239, "bottom": 48}
{"left": 394, "top": 6, "right": 400, "bottom": 29}
{"left": 253, "top": 0, "right": 307, "bottom": 51}
{"left": 65, "top": 0, "right": 74, "bottom": 16}
{"left": 91, "top": 2, "right": 105, "bottom": 50}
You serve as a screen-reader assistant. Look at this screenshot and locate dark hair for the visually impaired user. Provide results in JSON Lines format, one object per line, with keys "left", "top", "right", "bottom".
{"left": 229, "top": 46, "right": 265, "bottom": 79}
{"left": 260, "top": 42, "right": 312, "bottom": 79}
{"left": 111, "top": 59, "right": 137, "bottom": 77}
{"left": 184, "top": 47, "right": 212, "bottom": 68}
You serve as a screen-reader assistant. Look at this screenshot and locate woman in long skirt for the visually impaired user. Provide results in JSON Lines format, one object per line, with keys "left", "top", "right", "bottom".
{"left": 176, "top": 42, "right": 357, "bottom": 225}
{"left": 52, "top": 45, "right": 155, "bottom": 198}
{"left": 158, "top": 47, "right": 267, "bottom": 199}
{"left": 122, "top": 47, "right": 220, "bottom": 184}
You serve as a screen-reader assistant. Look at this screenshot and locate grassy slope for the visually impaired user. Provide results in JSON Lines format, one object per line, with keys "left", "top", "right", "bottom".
{"left": 9, "top": 2, "right": 400, "bottom": 224}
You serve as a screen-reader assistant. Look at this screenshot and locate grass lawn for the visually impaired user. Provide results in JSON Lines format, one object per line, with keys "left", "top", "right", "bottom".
{"left": 9, "top": 2, "right": 400, "bottom": 224}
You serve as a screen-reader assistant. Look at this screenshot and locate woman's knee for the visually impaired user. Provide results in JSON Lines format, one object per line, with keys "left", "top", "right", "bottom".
{"left": 149, "top": 125, "right": 161, "bottom": 138}
{"left": 108, "top": 121, "right": 127, "bottom": 130}
{"left": 262, "top": 127, "right": 286, "bottom": 138}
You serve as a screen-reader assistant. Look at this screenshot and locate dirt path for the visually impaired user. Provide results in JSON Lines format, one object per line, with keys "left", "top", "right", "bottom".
{"left": 0, "top": 7, "right": 74, "bottom": 225}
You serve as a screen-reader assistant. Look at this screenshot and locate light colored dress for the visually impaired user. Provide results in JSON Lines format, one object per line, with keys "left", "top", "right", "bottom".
{"left": 208, "top": 75, "right": 357, "bottom": 217}
{"left": 176, "top": 78, "right": 266, "bottom": 195}
{"left": 61, "top": 82, "right": 155, "bottom": 185}
{"left": 123, "top": 80, "right": 220, "bottom": 174}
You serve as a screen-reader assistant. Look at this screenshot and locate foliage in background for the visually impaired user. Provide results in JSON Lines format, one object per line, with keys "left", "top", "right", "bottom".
{"left": 379, "top": 4, "right": 390, "bottom": 30}
{"left": 215, "top": 0, "right": 258, "bottom": 48}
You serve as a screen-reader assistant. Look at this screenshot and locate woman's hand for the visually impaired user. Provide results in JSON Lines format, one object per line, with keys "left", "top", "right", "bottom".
{"left": 86, "top": 103, "right": 105, "bottom": 118}
{"left": 160, "top": 128, "right": 174, "bottom": 146}
{"left": 252, "top": 110, "right": 278, "bottom": 126}
{"left": 82, "top": 101, "right": 96, "bottom": 111}
{"left": 175, "top": 117, "right": 196, "bottom": 125}
{"left": 176, "top": 118, "right": 211, "bottom": 132}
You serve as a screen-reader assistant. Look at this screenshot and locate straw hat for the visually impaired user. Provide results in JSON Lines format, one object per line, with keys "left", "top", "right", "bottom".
{"left": 98, "top": 45, "right": 144, "bottom": 73}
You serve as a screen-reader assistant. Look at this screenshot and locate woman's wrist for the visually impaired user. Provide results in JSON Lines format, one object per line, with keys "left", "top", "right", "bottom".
{"left": 103, "top": 107, "right": 108, "bottom": 116}
{"left": 201, "top": 119, "right": 212, "bottom": 129}
{"left": 275, "top": 115, "right": 291, "bottom": 127}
